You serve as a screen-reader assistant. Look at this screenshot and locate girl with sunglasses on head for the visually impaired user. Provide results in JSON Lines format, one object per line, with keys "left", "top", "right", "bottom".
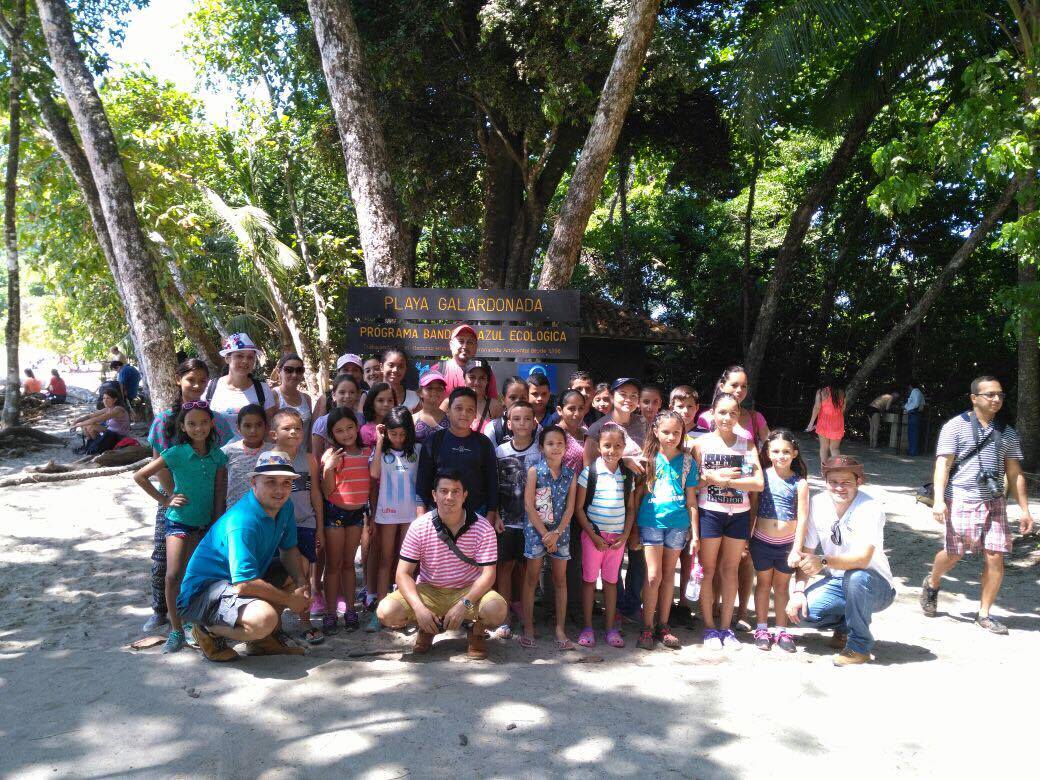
{"left": 274, "top": 354, "right": 313, "bottom": 449}
{"left": 135, "top": 400, "right": 228, "bottom": 654}
{"left": 141, "top": 359, "right": 236, "bottom": 633}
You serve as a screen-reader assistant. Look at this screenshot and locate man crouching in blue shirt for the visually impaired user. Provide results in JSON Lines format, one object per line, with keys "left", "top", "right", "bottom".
{"left": 177, "top": 450, "right": 311, "bottom": 661}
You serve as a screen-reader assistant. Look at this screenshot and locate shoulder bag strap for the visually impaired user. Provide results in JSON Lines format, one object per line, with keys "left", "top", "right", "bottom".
{"left": 433, "top": 511, "right": 481, "bottom": 567}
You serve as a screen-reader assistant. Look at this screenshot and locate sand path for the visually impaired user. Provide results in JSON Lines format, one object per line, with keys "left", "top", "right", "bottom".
{"left": 0, "top": 436, "right": 1036, "bottom": 777}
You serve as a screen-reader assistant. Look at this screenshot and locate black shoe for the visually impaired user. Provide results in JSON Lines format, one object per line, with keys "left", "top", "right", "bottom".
{"left": 919, "top": 575, "right": 939, "bottom": 617}
{"left": 672, "top": 604, "right": 697, "bottom": 630}
{"left": 975, "top": 614, "right": 1008, "bottom": 635}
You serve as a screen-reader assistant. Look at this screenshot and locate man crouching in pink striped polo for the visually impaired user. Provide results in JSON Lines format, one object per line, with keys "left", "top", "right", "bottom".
{"left": 377, "top": 468, "right": 507, "bottom": 659}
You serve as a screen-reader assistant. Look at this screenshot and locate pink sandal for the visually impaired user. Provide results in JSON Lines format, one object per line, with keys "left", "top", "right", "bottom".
{"left": 606, "top": 629, "right": 624, "bottom": 648}
{"left": 578, "top": 628, "right": 596, "bottom": 647}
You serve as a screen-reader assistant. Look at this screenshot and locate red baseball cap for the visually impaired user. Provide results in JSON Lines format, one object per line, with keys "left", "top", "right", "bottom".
{"left": 450, "top": 324, "right": 477, "bottom": 341}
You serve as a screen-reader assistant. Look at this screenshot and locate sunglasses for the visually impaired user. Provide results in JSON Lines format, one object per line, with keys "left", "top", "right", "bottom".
{"left": 281, "top": 366, "right": 304, "bottom": 375}
{"left": 182, "top": 400, "right": 210, "bottom": 411}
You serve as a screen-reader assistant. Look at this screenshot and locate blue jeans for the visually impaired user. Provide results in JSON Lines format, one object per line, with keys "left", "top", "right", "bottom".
{"left": 906, "top": 411, "right": 922, "bottom": 456}
{"left": 801, "top": 570, "right": 895, "bottom": 654}
{"left": 617, "top": 547, "right": 646, "bottom": 615}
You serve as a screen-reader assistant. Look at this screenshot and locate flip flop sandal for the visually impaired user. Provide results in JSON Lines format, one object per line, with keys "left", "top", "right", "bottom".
{"left": 516, "top": 634, "right": 536, "bottom": 649}
{"left": 303, "top": 627, "right": 325, "bottom": 645}
{"left": 555, "top": 638, "right": 576, "bottom": 651}
{"left": 577, "top": 628, "right": 596, "bottom": 647}
{"left": 606, "top": 629, "right": 625, "bottom": 648}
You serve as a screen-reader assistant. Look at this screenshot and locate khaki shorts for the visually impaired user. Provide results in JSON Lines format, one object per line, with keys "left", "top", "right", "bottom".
{"left": 382, "top": 584, "right": 505, "bottom": 622}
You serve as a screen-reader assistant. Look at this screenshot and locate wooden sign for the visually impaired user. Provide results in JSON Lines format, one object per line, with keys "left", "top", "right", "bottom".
{"left": 345, "top": 322, "right": 579, "bottom": 360}
{"left": 348, "top": 287, "right": 580, "bottom": 323}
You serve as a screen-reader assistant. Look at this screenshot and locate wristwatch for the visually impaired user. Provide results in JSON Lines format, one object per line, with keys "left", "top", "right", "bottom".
{"left": 462, "top": 598, "right": 474, "bottom": 609}
{"left": 820, "top": 557, "right": 829, "bottom": 568}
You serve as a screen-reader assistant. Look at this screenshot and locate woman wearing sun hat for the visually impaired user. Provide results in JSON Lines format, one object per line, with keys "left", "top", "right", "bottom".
{"left": 205, "top": 333, "right": 279, "bottom": 440}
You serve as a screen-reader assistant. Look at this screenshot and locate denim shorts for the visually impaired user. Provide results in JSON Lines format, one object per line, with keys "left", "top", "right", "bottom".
{"left": 638, "top": 525, "right": 688, "bottom": 550}
{"left": 699, "top": 509, "right": 751, "bottom": 540}
{"left": 325, "top": 502, "right": 366, "bottom": 528}
{"left": 498, "top": 526, "right": 526, "bottom": 563}
{"left": 297, "top": 527, "right": 316, "bottom": 563}
{"left": 165, "top": 520, "right": 206, "bottom": 539}
{"left": 524, "top": 523, "right": 571, "bottom": 560}
{"left": 749, "top": 535, "right": 794, "bottom": 574}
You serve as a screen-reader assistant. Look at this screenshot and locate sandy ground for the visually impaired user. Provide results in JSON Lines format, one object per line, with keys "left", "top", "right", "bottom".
{"left": 1, "top": 432, "right": 1038, "bottom": 778}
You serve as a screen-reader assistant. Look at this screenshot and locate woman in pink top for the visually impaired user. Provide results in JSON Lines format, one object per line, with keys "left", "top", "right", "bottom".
{"left": 806, "top": 380, "right": 846, "bottom": 468}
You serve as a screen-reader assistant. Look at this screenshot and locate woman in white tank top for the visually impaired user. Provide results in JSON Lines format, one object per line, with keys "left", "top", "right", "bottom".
{"left": 275, "top": 353, "right": 313, "bottom": 449}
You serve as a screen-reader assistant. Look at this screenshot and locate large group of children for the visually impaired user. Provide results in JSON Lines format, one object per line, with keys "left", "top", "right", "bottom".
{"left": 137, "top": 342, "right": 815, "bottom": 655}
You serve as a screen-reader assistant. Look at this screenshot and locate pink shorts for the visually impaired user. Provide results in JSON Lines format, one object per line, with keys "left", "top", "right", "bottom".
{"left": 581, "top": 530, "right": 625, "bottom": 584}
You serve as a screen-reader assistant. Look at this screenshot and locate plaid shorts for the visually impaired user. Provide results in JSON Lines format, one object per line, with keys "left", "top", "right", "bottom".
{"left": 945, "top": 498, "right": 1010, "bottom": 555}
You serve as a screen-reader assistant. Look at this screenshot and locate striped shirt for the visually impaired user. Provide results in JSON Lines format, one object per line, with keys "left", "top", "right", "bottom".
{"left": 936, "top": 412, "right": 1022, "bottom": 503}
{"left": 372, "top": 445, "right": 419, "bottom": 524}
{"left": 326, "top": 447, "right": 372, "bottom": 507}
{"left": 578, "top": 458, "right": 629, "bottom": 534}
{"left": 399, "top": 510, "right": 497, "bottom": 588}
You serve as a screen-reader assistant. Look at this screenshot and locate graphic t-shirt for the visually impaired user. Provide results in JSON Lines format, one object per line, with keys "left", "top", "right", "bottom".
{"left": 373, "top": 445, "right": 420, "bottom": 524}
{"left": 496, "top": 440, "right": 542, "bottom": 528}
{"left": 221, "top": 439, "right": 273, "bottom": 508}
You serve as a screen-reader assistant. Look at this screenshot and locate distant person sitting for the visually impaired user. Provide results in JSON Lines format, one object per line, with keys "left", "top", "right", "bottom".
{"left": 111, "top": 356, "right": 142, "bottom": 404}
{"left": 45, "top": 369, "right": 67, "bottom": 403}
{"left": 70, "top": 386, "right": 130, "bottom": 454}
{"left": 22, "top": 369, "right": 43, "bottom": 395}
{"left": 904, "top": 381, "right": 925, "bottom": 456}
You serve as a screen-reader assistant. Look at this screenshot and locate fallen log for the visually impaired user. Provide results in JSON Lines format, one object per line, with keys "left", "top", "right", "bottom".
{"left": 93, "top": 445, "right": 151, "bottom": 466}
{"left": 0, "top": 458, "right": 150, "bottom": 487}
{"left": 0, "top": 426, "right": 67, "bottom": 445}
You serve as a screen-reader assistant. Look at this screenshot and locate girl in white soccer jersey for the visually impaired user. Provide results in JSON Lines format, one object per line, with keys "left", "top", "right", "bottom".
{"left": 367, "top": 406, "right": 420, "bottom": 631}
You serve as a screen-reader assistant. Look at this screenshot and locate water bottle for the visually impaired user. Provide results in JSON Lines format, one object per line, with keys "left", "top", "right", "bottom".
{"left": 684, "top": 557, "right": 704, "bottom": 602}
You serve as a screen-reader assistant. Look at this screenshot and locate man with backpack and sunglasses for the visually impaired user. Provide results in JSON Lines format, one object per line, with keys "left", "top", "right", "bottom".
{"left": 920, "top": 376, "right": 1034, "bottom": 634}
{"left": 377, "top": 468, "right": 507, "bottom": 659}
{"left": 786, "top": 456, "right": 896, "bottom": 666}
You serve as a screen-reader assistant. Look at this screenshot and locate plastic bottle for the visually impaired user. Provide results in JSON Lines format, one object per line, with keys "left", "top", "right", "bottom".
{"left": 684, "top": 556, "right": 704, "bottom": 602}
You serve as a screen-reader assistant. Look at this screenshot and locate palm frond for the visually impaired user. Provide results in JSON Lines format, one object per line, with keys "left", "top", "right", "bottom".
{"left": 202, "top": 186, "right": 302, "bottom": 277}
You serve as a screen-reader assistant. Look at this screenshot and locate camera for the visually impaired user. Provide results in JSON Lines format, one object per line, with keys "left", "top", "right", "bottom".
{"left": 978, "top": 472, "right": 1002, "bottom": 496}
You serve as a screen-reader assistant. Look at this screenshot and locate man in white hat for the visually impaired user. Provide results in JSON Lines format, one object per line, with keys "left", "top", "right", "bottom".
{"left": 177, "top": 450, "right": 310, "bottom": 661}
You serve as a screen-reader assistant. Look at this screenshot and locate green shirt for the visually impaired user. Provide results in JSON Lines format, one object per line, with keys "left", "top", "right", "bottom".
{"left": 161, "top": 442, "right": 229, "bottom": 528}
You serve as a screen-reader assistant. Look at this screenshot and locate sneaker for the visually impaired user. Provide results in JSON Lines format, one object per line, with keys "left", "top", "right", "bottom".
{"left": 337, "top": 597, "right": 348, "bottom": 617}
{"left": 775, "top": 630, "right": 796, "bottom": 653}
{"left": 754, "top": 628, "right": 772, "bottom": 651}
{"left": 833, "top": 648, "right": 870, "bottom": 666}
{"left": 703, "top": 628, "right": 724, "bottom": 651}
{"left": 655, "top": 624, "right": 681, "bottom": 649}
{"left": 310, "top": 591, "right": 327, "bottom": 618}
{"left": 183, "top": 625, "right": 199, "bottom": 648}
{"left": 322, "top": 613, "right": 340, "bottom": 635}
{"left": 919, "top": 575, "right": 939, "bottom": 617}
{"left": 492, "top": 623, "right": 512, "bottom": 640}
{"left": 637, "top": 628, "right": 655, "bottom": 651}
{"left": 162, "top": 629, "right": 185, "bottom": 654}
{"left": 192, "top": 624, "right": 239, "bottom": 662}
{"left": 828, "top": 630, "right": 848, "bottom": 649}
{"left": 344, "top": 608, "right": 360, "bottom": 630}
{"left": 975, "top": 614, "right": 1009, "bottom": 635}
{"left": 142, "top": 612, "right": 169, "bottom": 633}
{"left": 672, "top": 604, "right": 697, "bottom": 630}
{"left": 721, "top": 628, "right": 742, "bottom": 650}
{"left": 365, "top": 612, "right": 381, "bottom": 633}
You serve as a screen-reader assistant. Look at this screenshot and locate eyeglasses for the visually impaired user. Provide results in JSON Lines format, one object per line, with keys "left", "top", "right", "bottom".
{"left": 830, "top": 519, "right": 842, "bottom": 546}
{"left": 281, "top": 366, "right": 304, "bottom": 375}
{"left": 182, "top": 400, "right": 210, "bottom": 411}
{"left": 974, "top": 392, "right": 1005, "bottom": 400}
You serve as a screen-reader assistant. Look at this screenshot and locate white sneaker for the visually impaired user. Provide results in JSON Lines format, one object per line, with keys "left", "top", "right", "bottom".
{"left": 722, "top": 629, "right": 742, "bottom": 650}
{"left": 704, "top": 629, "right": 724, "bottom": 650}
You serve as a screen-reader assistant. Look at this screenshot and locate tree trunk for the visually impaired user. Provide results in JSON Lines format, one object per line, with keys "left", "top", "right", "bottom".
{"left": 743, "top": 89, "right": 890, "bottom": 396}
{"left": 306, "top": 0, "right": 410, "bottom": 286}
{"left": 35, "top": 0, "right": 178, "bottom": 412}
{"left": 252, "top": 257, "right": 317, "bottom": 382}
{"left": 477, "top": 127, "right": 523, "bottom": 288}
{"left": 2, "top": 1, "right": 24, "bottom": 429}
{"left": 152, "top": 252, "right": 223, "bottom": 373}
{"left": 844, "top": 174, "right": 1027, "bottom": 409}
{"left": 741, "top": 153, "right": 761, "bottom": 353}
{"left": 539, "top": 0, "right": 661, "bottom": 289}
{"left": 1017, "top": 210, "right": 1039, "bottom": 471}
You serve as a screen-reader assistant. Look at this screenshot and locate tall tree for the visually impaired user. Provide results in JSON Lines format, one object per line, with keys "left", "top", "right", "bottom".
{"left": 34, "top": 0, "right": 178, "bottom": 410}
{"left": 539, "top": 0, "right": 662, "bottom": 289}
{"left": 1, "top": 0, "right": 24, "bottom": 428}
{"left": 306, "top": 0, "right": 410, "bottom": 286}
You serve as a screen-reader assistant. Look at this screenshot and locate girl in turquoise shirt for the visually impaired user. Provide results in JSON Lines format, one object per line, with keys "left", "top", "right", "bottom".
{"left": 135, "top": 401, "right": 228, "bottom": 653}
